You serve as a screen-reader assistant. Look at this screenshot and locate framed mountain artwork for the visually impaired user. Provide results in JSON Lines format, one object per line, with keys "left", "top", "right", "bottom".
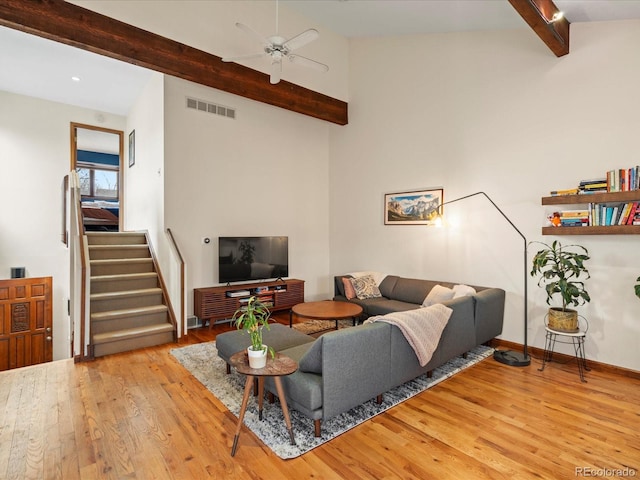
{"left": 384, "top": 188, "right": 443, "bottom": 225}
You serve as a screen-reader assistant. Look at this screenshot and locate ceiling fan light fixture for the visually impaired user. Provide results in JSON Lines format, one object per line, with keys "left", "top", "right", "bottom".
{"left": 223, "top": 0, "right": 328, "bottom": 84}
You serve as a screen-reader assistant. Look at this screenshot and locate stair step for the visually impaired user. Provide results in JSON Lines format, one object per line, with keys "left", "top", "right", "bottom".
{"left": 92, "top": 324, "right": 174, "bottom": 357}
{"left": 88, "top": 244, "right": 151, "bottom": 260}
{"left": 90, "top": 272, "right": 159, "bottom": 294}
{"left": 91, "top": 304, "right": 168, "bottom": 322}
{"left": 93, "top": 323, "right": 174, "bottom": 344}
{"left": 90, "top": 288, "right": 163, "bottom": 313}
{"left": 91, "top": 287, "right": 162, "bottom": 301}
{"left": 86, "top": 232, "right": 147, "bottom": 245}
{"left": 90, "top": 304, "right": 169, "bottom": 334}
{"left": 90, "top": 258, "right": 154, "bottom": 275}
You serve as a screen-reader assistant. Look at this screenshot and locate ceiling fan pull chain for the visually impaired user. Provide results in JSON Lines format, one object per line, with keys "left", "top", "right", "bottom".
{"left": 275, "top": 0, "right": 279, "bottom": 35}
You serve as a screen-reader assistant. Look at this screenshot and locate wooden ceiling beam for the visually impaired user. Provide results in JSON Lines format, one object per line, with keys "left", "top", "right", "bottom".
{"left": 0, "top": 0, "right": 348, "bottom": 125}
{"left": 508, "top": 0, "right": 570, "bottom": 57}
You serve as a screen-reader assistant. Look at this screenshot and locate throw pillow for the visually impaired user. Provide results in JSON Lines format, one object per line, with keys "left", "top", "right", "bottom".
{"left": 299, "top": 337, "right": 323, "bottom": 374}
{"left": 422, "top": 284, "right": 455, "bottom": 307}
{"left": 342, "top": 277, "right": 357, "bottom": 300}
{"left": 350, "top": 275, "right": 382, "bottom": 300}
{"left": 452, "top": 284, "right": 476, "bottom": 298}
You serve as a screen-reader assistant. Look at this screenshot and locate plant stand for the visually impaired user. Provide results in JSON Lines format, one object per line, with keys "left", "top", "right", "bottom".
{"left": 539, "top": 316, "right": 590, "bottom": 383}
{"left": 229, "top": 351, "right": 298, "bottom": 456}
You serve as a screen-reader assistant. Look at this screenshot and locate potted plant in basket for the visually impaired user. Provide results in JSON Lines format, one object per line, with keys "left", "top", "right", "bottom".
{"left": 530, "top": 240, "right": 591, "bottom": 332}
{"left": 232, "top": 296, "right": 276, "bottom": 369}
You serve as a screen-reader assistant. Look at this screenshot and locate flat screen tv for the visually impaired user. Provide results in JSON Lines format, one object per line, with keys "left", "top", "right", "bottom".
{"left": 218, "top": 236, "right": 289, "bottom": 284}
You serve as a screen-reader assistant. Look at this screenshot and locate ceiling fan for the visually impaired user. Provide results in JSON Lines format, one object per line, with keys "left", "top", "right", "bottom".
{"left": 222, "top": 0, "right": 329, "bottom": 85}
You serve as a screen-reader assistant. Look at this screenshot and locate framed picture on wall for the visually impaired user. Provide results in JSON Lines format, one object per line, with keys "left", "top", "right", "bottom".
{"left": 384, "top": 188, "right": 444, "bottom": 225}
{"left": 128, "top": 130, "right": 135, "bottom": 167}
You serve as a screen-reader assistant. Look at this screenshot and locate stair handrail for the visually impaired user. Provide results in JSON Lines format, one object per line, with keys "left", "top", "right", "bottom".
{"left": 166, "top": 228, "right": 185, "bottom": 335}
{"left": 144, "top": 232, "right": 179, "bottom": 331}
{"left": 69, "top": 171, "right": 90, "bottom": 361}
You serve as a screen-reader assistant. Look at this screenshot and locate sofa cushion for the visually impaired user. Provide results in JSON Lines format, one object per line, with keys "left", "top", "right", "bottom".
{"left": 452, "top": 284, "right": 476, "bottom": 298}
{"left": 342, "top": 277, "right": 356, "bottom": 299}
{"left": 273, "top": 343, "right": 324, "bottom": 412}
{"left": 378, "top": 275, "right": 399, "bottom": 298}
{"left": 216, "top": 323, "right": 313, "bottom": 363}
{"left": 334, "top": 275, "right": 352, "bottom": 297}
{"left": 389, "top": 277, "right": 435, "bottom": 304}
{"left": 299, "top": 337, "right": 323, "bottom": 373}
{"left": 351, "top": 275, "right": 382, "bottom": 299}
{"left": 348, "top": 271, "right": 387, "bottom": 285}
{"left": 363, "top": 299, "right": 420, "bottom": 316}
{"left": 422, "top": 284, "right": 455, "bottom": 307}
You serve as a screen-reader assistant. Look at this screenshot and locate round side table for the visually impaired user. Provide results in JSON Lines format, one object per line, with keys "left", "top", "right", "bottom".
{"left": 538, "top": 315, "right": 590, "bottom": 383}
{"left": 228, "top": 350, "right": 298, "bottom": 456}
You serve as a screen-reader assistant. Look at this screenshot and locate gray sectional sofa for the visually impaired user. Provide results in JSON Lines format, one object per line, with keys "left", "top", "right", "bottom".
{"left": 333, "top": 274, "right": 505, "bottom": 345}
{"left": 216, "top": 274, "right": 505, "bottom": 437}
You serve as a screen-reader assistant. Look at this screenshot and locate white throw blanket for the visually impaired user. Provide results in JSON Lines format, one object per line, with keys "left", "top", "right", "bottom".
{"left": 364, "top": 304, "right": 453, "bottom": 367}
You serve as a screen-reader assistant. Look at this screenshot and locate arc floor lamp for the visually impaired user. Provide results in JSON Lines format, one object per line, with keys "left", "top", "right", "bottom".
{"left": 437, "top": 192, "right": 530, "bottom": 367}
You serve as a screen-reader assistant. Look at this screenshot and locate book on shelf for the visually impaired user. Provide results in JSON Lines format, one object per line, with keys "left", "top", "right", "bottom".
{"left": 550, "top": 188, "right": 579, "bottom": 196}
{"left": 626, "top": 202, "right": 639, "bottom": 225}
{"left": 560, "top": 210, "right": 590, "bottom": 217}
{"left": 227, "top": 290, "right": 251, "bottom": 297}
{"left": 607, "top": 166, "right": 640, "bottom": 192}
{"left": 579, "top": 178, "right": 607, "bottom": 186}
{"left": 618, "top": 202, "right": 633, "bottom": 225}
{"left": 579, "top": 178, "right": 608, "bottom": 193}
{"left": 560, "top": 220, "right": 589, "bottom": 227}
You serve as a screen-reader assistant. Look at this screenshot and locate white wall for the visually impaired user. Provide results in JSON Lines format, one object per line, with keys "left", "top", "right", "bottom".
{"left": 0, "top": 91, "right": 126, "bottom": 360}
{"left": 124, "top": 72, "right": 164, "bottom": 236}
{"left": 163, "top": 76, "right": 331, "bottom": 314}
{"left": 330, "top": 21, "right": 640, "bottom": 371}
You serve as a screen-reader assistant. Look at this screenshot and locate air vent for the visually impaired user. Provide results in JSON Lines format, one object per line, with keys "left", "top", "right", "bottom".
{"left": 186, "top": 97, "right": 236, "bottom": 119}
{"left": 187, "top": 315, "right": 202, "bottom": 329}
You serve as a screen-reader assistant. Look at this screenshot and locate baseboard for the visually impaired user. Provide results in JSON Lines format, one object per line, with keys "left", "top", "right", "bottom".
{"left": 493, "top": 339, "right": 640, "bottom": 380}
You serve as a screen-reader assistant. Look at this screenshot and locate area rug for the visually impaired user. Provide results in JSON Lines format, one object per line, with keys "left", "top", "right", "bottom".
{"left": 170, "top": 342, "right": 493, "bottom": 459}
{"left": 291, "top": 319, "right": 353, "bottom": 335}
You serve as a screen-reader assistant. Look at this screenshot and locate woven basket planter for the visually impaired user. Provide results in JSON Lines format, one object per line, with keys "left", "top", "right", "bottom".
{"left": 548, "top": 307, "right": 579, "bottom": 332}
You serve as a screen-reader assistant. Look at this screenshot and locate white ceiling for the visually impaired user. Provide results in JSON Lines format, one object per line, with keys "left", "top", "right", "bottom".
{"left": 284, "top": 0, "right": 640, "bottom": 37}
{"left": 1, "top": 1, "right": 640, "bottom": 116}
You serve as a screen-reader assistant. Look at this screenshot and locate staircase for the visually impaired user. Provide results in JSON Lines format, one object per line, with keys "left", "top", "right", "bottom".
{"left": 87, "top": 231, "right": 176, "bottom": 357}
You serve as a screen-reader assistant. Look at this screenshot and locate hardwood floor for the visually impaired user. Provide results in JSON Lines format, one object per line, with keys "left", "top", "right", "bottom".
{"left": 1, "top": 317, "right": 638, "bottom": 479}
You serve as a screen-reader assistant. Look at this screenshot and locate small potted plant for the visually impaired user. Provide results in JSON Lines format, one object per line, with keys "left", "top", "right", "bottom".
{"left": 232, "top": 296, "right": 275, "bottom": 368}
{"left": 635, "top": 277, "right": 640, "bottom": 299}
{"left": 530, "top": 240, "right": 591, "bottom": 332}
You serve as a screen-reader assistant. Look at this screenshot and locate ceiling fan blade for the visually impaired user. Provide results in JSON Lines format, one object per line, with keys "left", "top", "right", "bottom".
{"left": 288, "top": 54, "right": 329, "bottom": 72}
{"left": 221, "top": 53, "right": 265, "bottom": 63}
{"left": 235, "top": 22, "right": 270, "bottom": 47}
{"left": 270, "top": 60, "right": 282, "bottom": 85}
{"left": 283, "top": 29, "right": 319, "bottom": 51}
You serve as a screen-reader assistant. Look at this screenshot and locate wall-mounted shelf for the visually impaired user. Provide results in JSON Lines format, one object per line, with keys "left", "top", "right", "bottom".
{"left": 541, "top": 191, "right": 640, "bottom": 235}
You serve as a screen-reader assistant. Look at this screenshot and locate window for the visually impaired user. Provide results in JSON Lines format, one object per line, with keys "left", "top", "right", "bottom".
{"left": 77, "top": 166, "right": 118, "bottom": 199}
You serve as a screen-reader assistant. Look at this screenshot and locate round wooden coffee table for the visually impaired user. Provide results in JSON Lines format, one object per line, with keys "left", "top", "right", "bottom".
{"left": 289, "top": 300, "right": 363, "bottom": 329}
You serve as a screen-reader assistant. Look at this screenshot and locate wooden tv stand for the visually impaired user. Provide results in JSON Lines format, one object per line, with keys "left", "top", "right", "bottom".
{"left": 194, "top": 278, "right": 304, "bottom": 327}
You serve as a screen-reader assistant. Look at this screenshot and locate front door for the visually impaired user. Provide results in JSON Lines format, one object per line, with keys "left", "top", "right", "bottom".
{"left": 0, "top": 277, "right": 53, "bottom": 371}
